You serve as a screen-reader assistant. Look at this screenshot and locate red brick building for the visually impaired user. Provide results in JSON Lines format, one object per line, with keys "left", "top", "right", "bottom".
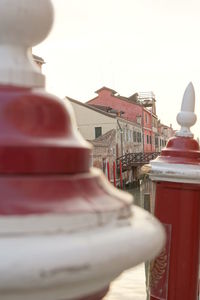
{"left": 138, "top": 92, "right": 158, "bottom": 152}
{"left": 87, "top": 87, "right": 142, "bottom": 124}
{"left": 87, "top": 87, "right": 158, "bottom": 152}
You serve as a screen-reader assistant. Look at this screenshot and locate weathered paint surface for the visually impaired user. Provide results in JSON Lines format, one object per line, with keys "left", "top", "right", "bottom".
{"left": 87, "top": 87, "right": 157, "bottom": 152}
{"left": 0, "top": 1, "right": 166, "bottom": 300}
{"left": 150, "top": 83, "right": 200, "bottom": 300}
{"left": 87, "top": 88, "right": 143, "bottom": 124}
{"left": 0, "top": 205, "right": 165, "bottom": 300}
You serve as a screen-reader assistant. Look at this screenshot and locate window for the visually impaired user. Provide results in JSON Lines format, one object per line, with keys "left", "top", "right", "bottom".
{"left": 95, "top": 127, "right": 102, "bottom": 139}
{"left": 128, "top": 129, "right": 131, "bottom": 141}
{"left": 127, "top": 129, "right": 129, "bottom": 141}
{"left": 136, "top": 115, "right": 141, "bottom": 124}
{"left": 133, "top": 131, "right": 137, "bottom": 142}
{"left": 150, "top": 135, "right": 152, "bottom": 144}
{"left": 137, "top": 132, "right": 141, "bottom": 143}
{"left": 125, "top": 128, "right": 128, "bottom": 141}
{"left": 147, "top": 135, "right": 149, "bottom": 144}
{"left": 124, "top": 128, "right": 126, "bottom": 142}
{"left": 145, "top": 114, "right": 148, "bottom": 124}
{"left": 155, "top": 136, "right": 158, "bottom": 146}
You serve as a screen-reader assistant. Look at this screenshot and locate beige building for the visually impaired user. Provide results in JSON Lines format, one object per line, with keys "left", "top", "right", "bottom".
{"left": 68, "top": 97, "right": 143, "bottom": 156}
{"left": 68, "top": 97, "right": 116, "bottom": 141}
{"left": 67, "top": 97, "right": 143, "bottom": 183}
{"left": 157, "top": 122, "right": 174, "bottom": 151}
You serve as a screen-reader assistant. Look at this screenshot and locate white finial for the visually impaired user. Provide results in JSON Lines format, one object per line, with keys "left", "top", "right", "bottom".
{"left": 176, "top": 82, "right": 197, "bottom": 137}
{"left": 0, "top": 0, "right": 54, "bottom": 88}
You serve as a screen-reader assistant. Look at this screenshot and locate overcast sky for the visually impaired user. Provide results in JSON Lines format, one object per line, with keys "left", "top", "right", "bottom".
{"left": 34, "top": 0, "right": 200, "bottom": 137}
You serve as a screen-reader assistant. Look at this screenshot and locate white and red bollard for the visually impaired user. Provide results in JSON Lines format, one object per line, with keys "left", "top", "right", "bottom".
{"left": 0, "top": 1, "right": 165, "bottom": 299}
{"left": 149, "top": 83, "right": 200, "bottom": 300}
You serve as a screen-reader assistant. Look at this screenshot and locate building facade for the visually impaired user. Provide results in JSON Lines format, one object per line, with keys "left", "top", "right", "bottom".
{"left": 66, "top": 87, "right": 174, "bottom": 185}
{"left": 157, "top": 122, "right": 174, "bottom": 151}
{"left": 87, "top": 87, "right": 161, "bottom": 153}
{"left": 137, "top": 92, "right": 158, "bottom": 152}
{"left": 68, "top": 97, "right": 143, "bottom": 182}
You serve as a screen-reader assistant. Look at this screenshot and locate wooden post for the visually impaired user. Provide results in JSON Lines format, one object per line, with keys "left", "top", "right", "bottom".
{"left": 143, "top": 193, "right": 151, "bottom": 300}
{"left": 113, "top": 161, "right": 116, "bottom": 187}
{"left": 119, "top": 160, "right": 123, "bottom": 189}
{"left": 107, "top": 160, "right": 110, "bottom": 182}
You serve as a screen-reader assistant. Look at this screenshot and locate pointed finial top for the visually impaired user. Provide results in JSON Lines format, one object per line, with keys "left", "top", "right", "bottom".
{"left": 176, "top": 82, "right": 197, "bottom": 138}
{"left": 0, "top": 0, "right": 54, "bottom": 88}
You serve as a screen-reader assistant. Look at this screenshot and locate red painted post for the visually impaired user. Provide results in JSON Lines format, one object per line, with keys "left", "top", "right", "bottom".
{"left": 113, "top": 161, "right": 116, "bottom": 187}
{"left": 149, "top": 83, "right": 200, "bottom": 300}
{"left": 107, "top": 160, "right": 110, "bottom": 182}
{"left": 0, "top": 1, "right": 165, "bottom": 299}
{"left": 119, "top": 160, "right": 123, "bottom": 189}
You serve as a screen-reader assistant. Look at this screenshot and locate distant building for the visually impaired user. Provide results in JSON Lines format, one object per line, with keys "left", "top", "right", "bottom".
{"left": 137, "top": 92, "right": 158, "bottom": 152}
{"left": 66, "top": 87, "right": 174, "bottom": 185}
{"left": 67, "top": 97, "right": 143, "bottom": 182}
{"left": 90, "top": 129, "right": 116, "bottom": 173}
{"left": 87, "top": 87, "right": 159, "bottom": 152}
{"left": 87, "top": 87, "right": 142, "bottom": 126}
{"left": 157, "top": 122, "right": 174, "bottom": 151}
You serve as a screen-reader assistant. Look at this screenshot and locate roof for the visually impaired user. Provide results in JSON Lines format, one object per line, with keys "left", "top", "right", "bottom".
{"left": 87, "top": 87, "right": 141, "bottom": 107}
{"left": 66, "top": 96, "right": 116, "bottom": 119}
{"left": 128, "top": 93, "right": 139, "bottom": 102}
{"left": 91, "top": 104, "right": 124, "bottom": 115}
{"left": 67, "top": 96, "right": 142, "bottom": 128}
{"left": 89, "top": 129, "right": 116, "bottom": 147}
{"left": 95, "top": 86, "right": 117, "bottom": 95}
{"left": 89, "top": 87, "right": 158, "bottom": 117}
{"left": 33, "top": 54, "right": 45, "bottom": 64}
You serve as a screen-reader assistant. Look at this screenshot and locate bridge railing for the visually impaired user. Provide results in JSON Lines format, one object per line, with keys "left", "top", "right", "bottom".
{"left": 116, "top": 152, "right": 160, "bottom": 172}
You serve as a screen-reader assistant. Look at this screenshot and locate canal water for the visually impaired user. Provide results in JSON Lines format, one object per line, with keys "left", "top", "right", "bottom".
{"left": 104, "top": 264, "right": 146, "bottom": 300}
{"left": 103, "top": 180, "right": 153, "bottom": 300}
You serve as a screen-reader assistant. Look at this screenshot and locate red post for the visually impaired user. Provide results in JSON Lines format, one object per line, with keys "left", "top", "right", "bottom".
{"left": 149, "top": 83, "right": 200, "bottom": 300}
{"left": 106, "top": 160, "right": 110, "bottom": 182}
{"left": 113, "top": 161, "right": 116, "bottom": 187}
{"left": 0, "top": 1, "right": 165, "bottom": 299}
{"left": 119, "top": 160, "right": 123, "bottom": 189}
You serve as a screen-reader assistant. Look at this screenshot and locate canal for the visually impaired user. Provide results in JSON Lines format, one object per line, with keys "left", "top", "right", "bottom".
{"left": 103, "top": 180, "right": 153, "bottom": 300}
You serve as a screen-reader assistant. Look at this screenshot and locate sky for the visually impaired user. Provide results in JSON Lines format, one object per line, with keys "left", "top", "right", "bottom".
{"left": 34, "top": 0, "right": 200, "bottom": 138}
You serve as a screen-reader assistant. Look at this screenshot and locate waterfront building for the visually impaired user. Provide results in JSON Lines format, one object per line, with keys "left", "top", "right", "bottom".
{"left": 87, "top": 87, "right": 173, "bottom": 153}
{"left": 86, "top": 87, "right": 159, "bottom": 152}
{"left": 67, "top": 97, "right": 143, "bottom": 182}
{"left": 67, "top": 88, "right": 174, "bottom": 185}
